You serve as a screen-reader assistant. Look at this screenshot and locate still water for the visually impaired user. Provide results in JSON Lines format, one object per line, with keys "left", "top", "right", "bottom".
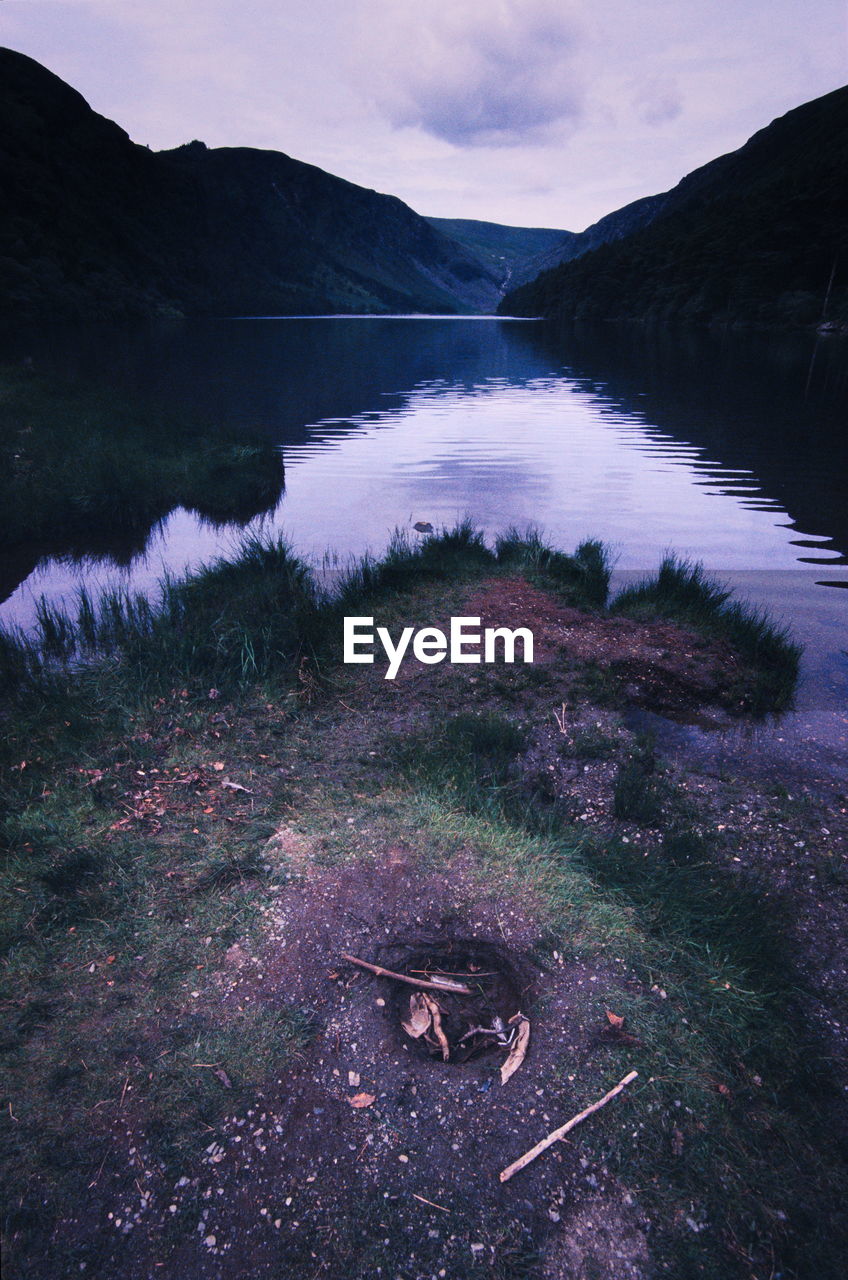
{"left": 1, "top": 317, "right": 846, "bottom": 724}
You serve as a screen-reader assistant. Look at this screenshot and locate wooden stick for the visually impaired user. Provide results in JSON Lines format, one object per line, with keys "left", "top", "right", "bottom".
{"left": 411, "top": 1192, "right": 450, "bottom": 1214}
{"left": 341, "top": 953, "right": 474, "bottom": 995}
{"left": 499, "top": 1070, "right": 638, "bottom": 1183}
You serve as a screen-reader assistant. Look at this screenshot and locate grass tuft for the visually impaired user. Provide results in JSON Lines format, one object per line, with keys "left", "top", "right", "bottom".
{"left": 612, "top": 555, "right": 801, "bottom": 713}
{"left": 335, "top": 519, "right": 495, "bottom": 607}
{"left": 495, "top": 527, "right": 611, "bottom": 608}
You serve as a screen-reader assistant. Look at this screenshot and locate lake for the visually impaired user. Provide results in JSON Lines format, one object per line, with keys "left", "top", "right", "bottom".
{"left": 1, "top": 316, "right": 846, "bottom": 730}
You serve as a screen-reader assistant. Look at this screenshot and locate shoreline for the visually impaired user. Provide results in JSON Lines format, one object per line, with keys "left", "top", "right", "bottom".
{"left": 2, "top": 531, "right": 846, "bottom": 1278}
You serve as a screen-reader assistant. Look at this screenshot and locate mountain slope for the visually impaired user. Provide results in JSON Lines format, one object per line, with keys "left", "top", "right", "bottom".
{"left": 0, "top": 47, "right": 499, "bottom": 321}
{"left": 424, "top": 216, "right": 574, "bottom": 290}
{"left": 501, "top": 86, "right": 848, "bottom": 328}
{"left": 522, "top": 192, "right": 670, "bottom": 279}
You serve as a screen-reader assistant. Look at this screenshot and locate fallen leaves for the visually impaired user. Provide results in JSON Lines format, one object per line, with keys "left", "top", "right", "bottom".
{"left": 400, "top": 993, "right": 449, "bottom": 1060}
{"left": 348, "top": 1092, "right": 376, "bottom": 1109}
{"left": 401, "top": 993, "right": 432, "bottom": 1039}
{"left": 599, "top": 1008, "right": 643, "bottom": 1048}
{"left": 399, "top": 991, "right": 531, "bottom": 1077}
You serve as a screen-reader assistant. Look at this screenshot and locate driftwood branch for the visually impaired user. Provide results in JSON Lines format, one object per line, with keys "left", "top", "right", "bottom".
{"left": 341, "top": 953, "right": 474, "bottom": 996}
{"left": 499, "top": 1070, "right": 638, "bottom": 1183}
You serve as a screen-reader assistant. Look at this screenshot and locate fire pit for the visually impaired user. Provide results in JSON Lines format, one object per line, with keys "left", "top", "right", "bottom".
{"left": 346, "top": 937, "right": 537, "bottom": 1067}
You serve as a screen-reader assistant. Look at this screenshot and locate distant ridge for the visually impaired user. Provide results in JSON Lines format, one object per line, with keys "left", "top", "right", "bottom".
{"left": 3, "top": 47, "right": 845, "bottom": 329}
{"left": 424, "top": 217, "right": 573, "bottom": 291}
{"left": 0, "top": 47, "right": 501, "bottom": 321}
{"left": 500, "top": 86, "right": 848, "bottom": 329}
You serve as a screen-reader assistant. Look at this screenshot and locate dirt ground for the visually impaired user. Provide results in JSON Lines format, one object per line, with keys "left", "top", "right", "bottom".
{"left": 7, "top": 577, "right": 848, "bottom": 1279}
{"left": 52, "top": 852, "right": 653, "bottom": 1280}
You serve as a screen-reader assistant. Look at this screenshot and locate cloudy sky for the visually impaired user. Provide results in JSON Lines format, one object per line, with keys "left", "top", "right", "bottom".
{"left": 2, "top": 0, "right": 846, "bottom": 231}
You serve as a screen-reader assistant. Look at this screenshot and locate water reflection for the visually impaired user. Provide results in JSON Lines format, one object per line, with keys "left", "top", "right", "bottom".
{"left": 1, "top": 317, "right": 846, "bottom": 630}
{"left": 525, "top": 323, "right": 848, "bottom": 571}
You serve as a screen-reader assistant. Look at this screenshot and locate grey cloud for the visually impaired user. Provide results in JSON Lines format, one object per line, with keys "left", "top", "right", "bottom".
{"left": 633, "top": 78, "right": 683, "bottom": 126}
{"left": 354, "top": 0, "right": 585, "bottom": 147}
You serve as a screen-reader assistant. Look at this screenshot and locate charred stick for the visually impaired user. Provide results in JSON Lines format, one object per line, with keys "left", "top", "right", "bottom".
{"left": 341, "top": 953, "right": 474, "bottom": 995}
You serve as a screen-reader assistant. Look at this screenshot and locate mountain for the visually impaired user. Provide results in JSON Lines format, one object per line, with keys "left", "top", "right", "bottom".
{"left": 517, "top": 192, "right": 669, "bottom": 279}
{"left": 0, "top": 47, "right": 500, "bottom": 321}
{"left": 424, "top": 217, "right": 573, "bottom": 291}
{"left": 500, "top": 86, "right": 848, "bottom": 329}
{"left": 426, "top": 205, "right": 681, "bottom": 297}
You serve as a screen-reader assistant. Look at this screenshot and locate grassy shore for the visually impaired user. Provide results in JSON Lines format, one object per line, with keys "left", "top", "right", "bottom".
{"left": 1, "top": 528, "right": 842, "bottom": 1280}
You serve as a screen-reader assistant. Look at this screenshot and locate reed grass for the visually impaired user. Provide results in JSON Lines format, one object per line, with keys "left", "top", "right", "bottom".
{"left": 334, "top": 518, "right": 495, "bottom": 607}
{"left": 612, "top": 554, "right": 801, "bottom": 712}
{"left": 495, "top": 527, "right": 611, "bottom": 607}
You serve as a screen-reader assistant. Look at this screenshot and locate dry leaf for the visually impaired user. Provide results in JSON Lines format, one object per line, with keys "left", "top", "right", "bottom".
{"left": 501, "top": 1013, "right": 531, "bottom": 1085}
{"left": 214, "top": 1068, "right": 233, "bottom": 1089}
{"left": 605, "top": 1009, "right": 625, "bottom": 1029}
{"left": 221, "top": 778, "right": 252, "bottom": 794}
{"left": 401, "top": 993, "right": 432, "bottom": 1039}
{"left": 348, "top": 1092, "right": 376, "bottom": 1108}
{"left": 212, "top": 762, "right": 225, "bottom": 771}
{"left": 422, "top": 994, "right": 450, "bottom": 1062}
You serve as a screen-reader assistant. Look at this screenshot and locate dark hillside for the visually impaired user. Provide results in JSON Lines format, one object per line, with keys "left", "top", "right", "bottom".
{"left": 501, "top": 86, "right": 848, "bottom": 328}
{"left": 0, "top": 47, "right": 499, "bottom": 320}
{"left": 525, "top": 191, "right": 670, "bottom": 278}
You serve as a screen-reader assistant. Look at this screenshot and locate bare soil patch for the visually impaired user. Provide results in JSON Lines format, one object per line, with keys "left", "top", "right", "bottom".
{"left": 57, "top": 853, "right": 649, "bottom": 1279}
{"left": 465, "top": 577, "right": 742, "bottom": 722}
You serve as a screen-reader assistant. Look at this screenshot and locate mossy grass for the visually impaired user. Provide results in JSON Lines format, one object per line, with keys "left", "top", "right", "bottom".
{"left": 612, "top": 555, "right": 801, "bottom": 713}
{"left": 612, "top": 737, "right": 668, "bottom": 823}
